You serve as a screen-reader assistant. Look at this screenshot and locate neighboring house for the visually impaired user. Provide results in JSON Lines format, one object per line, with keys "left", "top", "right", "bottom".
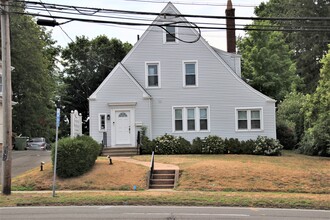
{"left": 89, "top": 2, "right": 276, "bottom": 149}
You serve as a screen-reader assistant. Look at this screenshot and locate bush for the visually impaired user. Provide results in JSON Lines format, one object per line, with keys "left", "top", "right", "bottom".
{"left": 240, "top": 139, "right": 256, "bottom": 154}
{"left": 52, "top": 135, "right": 100, "bottom": 178}
{"left": 276, "top": 121, "right": 297, "bottom": 150}
{"left": 139, "top": 126, "right": 155, "bottom": 154}
{"left": 224, "top": 138, "right": 241, "bottom": 154}
{"left": 191, "top": 137, "right": 203, "bottom": 154}
{"left": 253, "top": 136, "right": 283, "bottom": 156}
{"left": 201, "top": 135, "right": 226, "bottom": 154}
{"left": 154, "top": 134, "right": 191, "bottom": 154}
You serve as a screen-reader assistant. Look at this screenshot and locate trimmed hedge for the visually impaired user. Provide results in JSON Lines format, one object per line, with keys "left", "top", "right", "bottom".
{"left": 52, "top": 135, "right": 101, "bottom": 178}
{"left": 141, "top": 133, "right": 283, "bottom": 156}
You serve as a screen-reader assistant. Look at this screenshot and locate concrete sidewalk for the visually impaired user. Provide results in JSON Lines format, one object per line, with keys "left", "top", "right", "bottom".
{"left": 113, "top": 157, "right": 179, "bottom": 171}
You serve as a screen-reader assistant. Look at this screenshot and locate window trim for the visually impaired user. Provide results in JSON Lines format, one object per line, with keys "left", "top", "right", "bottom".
{"left": 163, "top": 25, "right": 178, "bottom": 44}
{"left": 172, "top": 105, "right": 210, "bottom": 133}
{"left": 98, "top": 113, "right": 107, "bottom": 132}
{"left": 182, "top": 60, "right": 198, "bottom": 87}
{"left": 235, "top": 107, "right": 263, "bottom": 132}
{"left": 145, "top": 61, "right": 161, "bottom": 88}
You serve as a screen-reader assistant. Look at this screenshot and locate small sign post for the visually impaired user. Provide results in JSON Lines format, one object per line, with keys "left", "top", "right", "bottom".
{"left": 52, "top": 108, "right": 60, "bottom": 197}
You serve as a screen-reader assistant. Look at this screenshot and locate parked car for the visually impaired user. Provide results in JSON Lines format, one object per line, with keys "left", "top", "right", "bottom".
{"left": 26, "top": 137, "right": 50, "bottom": 151}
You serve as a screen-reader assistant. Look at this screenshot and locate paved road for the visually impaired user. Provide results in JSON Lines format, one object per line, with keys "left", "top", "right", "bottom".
{"left": 0, "top": 206, "right": 329, "bottom": 220}
{"left": 0, "top": 150, "right": 51, "bottom": 183}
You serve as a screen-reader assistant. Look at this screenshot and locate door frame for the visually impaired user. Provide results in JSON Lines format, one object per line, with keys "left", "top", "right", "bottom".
{"left": 110, "top": 107, "right": 136, "bottom": 147}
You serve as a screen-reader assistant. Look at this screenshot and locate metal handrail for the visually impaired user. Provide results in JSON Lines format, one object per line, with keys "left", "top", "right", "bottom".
{"left": 150, "top": 151, "right": 155, "bottom": 179}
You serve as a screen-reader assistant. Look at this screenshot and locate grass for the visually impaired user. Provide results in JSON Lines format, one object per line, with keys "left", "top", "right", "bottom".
{"left": 133, "top": 151, "right": 330, "bottom": 194}
{"left": 1, "top": 191, "right": 329, "bottom": 209}
{"left": 11, "top": 157, "right": 148, "bottom": 191}
{"left": 1, "top": 150, "right": 329, "bottom": 209}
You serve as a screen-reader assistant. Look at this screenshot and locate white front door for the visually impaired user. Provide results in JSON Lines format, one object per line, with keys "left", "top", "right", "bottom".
{"left": 115, "top": 110, "right": 131, "bottom": 145}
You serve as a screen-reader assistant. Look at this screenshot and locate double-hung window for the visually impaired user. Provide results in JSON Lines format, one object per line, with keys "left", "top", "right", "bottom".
{"left": 187, "top": 108, "right": 195, "bottom": 131}
{"left": 99, "top": 113, "right": 107, "bottom": 132}
{"left": 173, "top": 106, "right": 209, "bottom": 132}
{"left": 165, "top": 25, "right": 176, "bottom": 43}
{"left": 175, "top": 108, "right": 183, "bottom": 131}
{"left": 146, "top": 62, "right": 160, "bottom": 88}
{"left": 236, "top": 108, "right": 262, "bottom": 131}
{"left": 183, "top": 61, "right": 198, "bottom": 87}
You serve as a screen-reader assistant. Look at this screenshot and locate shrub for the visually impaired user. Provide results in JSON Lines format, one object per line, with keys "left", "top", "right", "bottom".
{"left": 253, "top": 136, "right": 283, "bottom": 156}
{"left": 240, "top": 139, "right": 256, "bottom": 154}
{"left": 276, "top": 121, "right": 297, "bottom": 150}
{"left": 52, "top": 135, "right": 100, "bottom": 178}
{"left": 202, "top": 135, "right": 226, "bottom": 154}
{"left": 154, "top": 134, "right": 191, "bottom": 154}
{"left": 224, "top": 138, "right": 241, "bottom": 154}
{"left": 191, "top": 137, "right": 203, "bottom": 154}
{"left": 139, "top": 126, "right": 155, "bottom": 154}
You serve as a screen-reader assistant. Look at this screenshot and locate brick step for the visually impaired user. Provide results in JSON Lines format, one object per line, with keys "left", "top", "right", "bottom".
{"left": 152, "top": 174, "right": 175, "bottom": 179}
{"left": 150, "top": 179, "right": 175, "bottom": 185}
{"left": 153, "top": 170, "right": 175, "bottom": 174}
{"left": 149, "top": 184, "right": 175, "bottom": 189}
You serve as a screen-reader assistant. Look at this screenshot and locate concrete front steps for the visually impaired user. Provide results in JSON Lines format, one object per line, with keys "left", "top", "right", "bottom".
{"left": 102, "top": 147, "right": 139, "bottom": 157}
{"left": 149, "top": 169, "right": 175, "bottom": 189}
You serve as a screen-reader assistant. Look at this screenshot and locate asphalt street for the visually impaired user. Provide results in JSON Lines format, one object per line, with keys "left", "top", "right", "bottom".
{"left": 0, "top": 206, "right": 329, "bottom": 220}
{"left": 0, "top": 150, "right": 51, "bottom": 184}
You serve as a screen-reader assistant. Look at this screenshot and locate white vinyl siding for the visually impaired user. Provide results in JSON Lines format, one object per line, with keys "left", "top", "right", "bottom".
{"left": 235, "top": 108, "right": 263, "bottom": 131}
{"left": 145, "top": 62, "right": 161, "bottom": 88}
{"left": 173, "top": 106, "right": 210, "bottom": 133}
{"left": 99, "top": 113, "right": 107, "bottom": 132}
{"left": 183, "top": 60, "right": 198, "bottom": 87}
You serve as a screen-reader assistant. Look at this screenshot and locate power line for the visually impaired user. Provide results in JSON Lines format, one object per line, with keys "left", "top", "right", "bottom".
{"left": 9, "top": 11, "right": 330, "bottom": 33}
{"left": 14, "top": 1, "right": 330, "bottom": 22}
{"left": 123, "top": 0, "right": 257, "bottom": 7}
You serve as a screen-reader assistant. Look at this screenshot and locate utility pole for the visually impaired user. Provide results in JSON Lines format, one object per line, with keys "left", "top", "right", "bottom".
{"left": 1, "top": 0, "right": 12, "bottom": 195}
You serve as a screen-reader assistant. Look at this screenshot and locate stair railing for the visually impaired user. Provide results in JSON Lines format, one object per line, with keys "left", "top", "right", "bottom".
{"left": 150, "top": 151, "right": 155, "bottom": 179}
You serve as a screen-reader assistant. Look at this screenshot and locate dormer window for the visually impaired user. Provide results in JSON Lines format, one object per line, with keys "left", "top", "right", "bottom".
{"left": 164, "top": 25, "right": 177, "bottom": 43}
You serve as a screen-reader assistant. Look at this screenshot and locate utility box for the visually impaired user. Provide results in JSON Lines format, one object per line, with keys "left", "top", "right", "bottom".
{"left": 15, "top": 137, "right": 28, "bottom": 151}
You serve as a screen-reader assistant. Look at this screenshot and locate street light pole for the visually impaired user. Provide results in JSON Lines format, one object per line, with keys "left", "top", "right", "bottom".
{"left": 1, "top": 0, "right": 13, "bottom": 195}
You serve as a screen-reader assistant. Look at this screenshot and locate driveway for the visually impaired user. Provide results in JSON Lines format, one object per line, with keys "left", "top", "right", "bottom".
{"left": 0, "top": 150, "right": 51, "bottom": 183}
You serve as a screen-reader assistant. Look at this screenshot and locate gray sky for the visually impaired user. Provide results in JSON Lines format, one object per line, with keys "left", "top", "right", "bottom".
{"left": 39, "top": 0, "right": 267, "bottom": 50}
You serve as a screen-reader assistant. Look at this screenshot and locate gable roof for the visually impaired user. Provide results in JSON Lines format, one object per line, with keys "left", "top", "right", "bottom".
{"left": 120, "top": 2, "right": 275, "bottom": 103}
{"left": 89, "top": 62, "right": 151, "bottom": 100}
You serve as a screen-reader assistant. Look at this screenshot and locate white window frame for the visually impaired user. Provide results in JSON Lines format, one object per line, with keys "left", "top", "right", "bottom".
{"left": 235, "top": 107, "right": 263, "bottom": 132}
{"left": 172, "top": 105, "right": 210, "bottom": 133}
{"left": 182, "top": 60, "right": 198, "bottom": 87}
{"left": 98, "top": 113, "right": 107, "bottom": 132}
{"left": 145, "top": 61, "right": 161, "bottom": 88}
{"left": 163, "top": 25, "right": 178, "bottom": 44}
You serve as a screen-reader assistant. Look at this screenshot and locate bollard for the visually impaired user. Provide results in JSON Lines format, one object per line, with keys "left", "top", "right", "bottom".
{"left": 40, "top": 161, "right": 45, "bottom": 171}
{"left": 107, "top": 155, "right": 113, "bottom": 165}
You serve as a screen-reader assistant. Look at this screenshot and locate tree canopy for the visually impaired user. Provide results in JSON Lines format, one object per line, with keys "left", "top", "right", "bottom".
{"left": 60, "top": 35, "right": 132, "bottom": 134}
{"left": 255, "top": 0, "right": 330, "bottom": 93}
{"left": 6, "top": 3, "right": 59, "bottom": 141}
{"left": 237, "top": 20, "right": 300, "bottom": 101}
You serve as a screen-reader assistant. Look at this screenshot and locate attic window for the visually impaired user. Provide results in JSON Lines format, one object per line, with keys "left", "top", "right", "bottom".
{"left": 164, "top": 25, "right": 177, "bottom": 43}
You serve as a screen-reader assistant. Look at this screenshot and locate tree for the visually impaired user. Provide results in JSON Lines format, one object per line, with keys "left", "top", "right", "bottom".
{"left": 299, "top": 46, "right": 330, "bottom": 156}
{"left": 237, "top": 20, "right": 300, "bottom": 101}
{"left": 255, "top": 0, "right": 330, "bottom": 93}
{"left": 6, "top": 3, "right": 59, "bottom": 141}
{"left": 276, "top": 91, "right": 306, "bottom": 149}
{"left": 61, "top": 36, "right": 132, "bottom": 134}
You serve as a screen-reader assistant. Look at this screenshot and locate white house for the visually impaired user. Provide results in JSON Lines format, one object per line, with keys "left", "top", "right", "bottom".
{"left": 89, "top": 2, "right": 276, "bottom": 149}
